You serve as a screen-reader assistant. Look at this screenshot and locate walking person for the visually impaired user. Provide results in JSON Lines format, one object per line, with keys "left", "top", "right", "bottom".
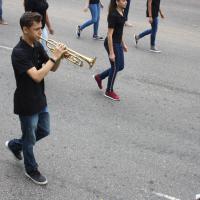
{"left": 134, "top": 0, "right": 164, "bottom": 53}
{"left": 0, "top": 0, "right": 8, "bottom": 25}
{"left": 76, "top": 0, "right": 104, "bottom": 40}
{"left": 24, "top": 0, "right": 54, "bottom": 51}
{"left": 93, "top": 0, "right": 128, "bottom": 101}
{"left": 124, "top": 0, "right": 132, "bottom": 27}
{"left": 5, "top": 12, "right": 67, "bottom": 185}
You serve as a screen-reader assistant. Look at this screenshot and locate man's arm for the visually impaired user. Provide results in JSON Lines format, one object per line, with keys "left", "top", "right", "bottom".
{"left": 51, "top": 58, "right": 61, "bottom": 72}
{"left": 27, "top": 59, "right": 58, "bottom": 83}
{"left": 27, "top": 43, "right": 66, "bottom": 83}
{"left": 46, "top": 11, "right": 54, "bottom": 35}
{"left": 84, "top": 0, "right": 90, "bottom": 12}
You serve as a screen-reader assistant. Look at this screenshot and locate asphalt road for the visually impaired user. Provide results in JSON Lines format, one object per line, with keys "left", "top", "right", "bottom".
{"left": 0, "top": 0, "right": 200, "bottom": 200}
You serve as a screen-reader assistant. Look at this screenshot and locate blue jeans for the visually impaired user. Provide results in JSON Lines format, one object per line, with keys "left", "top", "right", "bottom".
{"left": 138, "top": 17, "right": 158, "bottom": 46}
{"left": 99, "top": 40, "right": 124, "bottom": 92}
{"left": 80, "top": 3, "right": 100, "bottom": 36}
{"left": 9, "top": 106, "right": 50, "bottom": 173}
{"left": 0, "top": 0, "right": 2, "bottom": 19}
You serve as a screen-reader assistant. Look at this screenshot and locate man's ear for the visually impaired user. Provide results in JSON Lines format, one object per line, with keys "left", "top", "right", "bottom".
{"left": 23, "top": 27, "right": 29, "bottom": 35}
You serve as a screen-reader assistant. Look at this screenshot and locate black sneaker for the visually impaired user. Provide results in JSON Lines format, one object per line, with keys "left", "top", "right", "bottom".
{"left": 25, "top": 169, "right": 48, "bottom": 185}
{"left": 76, "top": 25, "right": 81, "bottom": 38}
{"left": 93, "top": 35, "right": 104, "bottom": 41}
{"left": 5, "top": 141, "right": 23, "bottom": 160}
{"left": 134, "top": 34, "right": 139, "bottom": 46}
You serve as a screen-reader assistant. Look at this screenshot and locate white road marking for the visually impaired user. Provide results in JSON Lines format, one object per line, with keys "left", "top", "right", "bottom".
{"left": 153, "top": 192, "right": 181, "bottom": 200}
{"left": 0, "top": 45, "right": 13, "bottom": 51}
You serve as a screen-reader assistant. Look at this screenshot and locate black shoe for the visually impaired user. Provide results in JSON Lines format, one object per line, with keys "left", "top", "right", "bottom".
{"left": 5, "top": 141, "right": 23, "bottom": 160}
{"left": 76, "top": 25, "right": 81, "bottom": 38}
{"left": 25, "top": 169, "right": 48, "bottom": 185}
{"left": 134, "top": 34, "right": 139, "bottom": 46}
{"left": 93, "top": 35, "right": 104, "bottom": 41}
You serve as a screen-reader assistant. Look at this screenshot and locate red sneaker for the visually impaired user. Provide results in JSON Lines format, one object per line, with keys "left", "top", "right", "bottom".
{"left": 93, "top": 74, "right": 103, "bottom": 89}
{"left": 104, "top": 91, "right": 120, "bottom": 101}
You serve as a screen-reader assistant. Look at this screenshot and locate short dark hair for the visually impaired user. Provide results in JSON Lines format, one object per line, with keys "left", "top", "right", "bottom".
{"left": 20, "top": 12, "right": 42, "bottom": 30}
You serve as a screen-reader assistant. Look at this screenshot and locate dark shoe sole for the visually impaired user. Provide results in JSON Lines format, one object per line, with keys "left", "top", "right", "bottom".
{"left": 134, "top": 34, "right": 138, "bottom": 47}
{"left": 76, "top": 26, "right": 81, "bottom": 38}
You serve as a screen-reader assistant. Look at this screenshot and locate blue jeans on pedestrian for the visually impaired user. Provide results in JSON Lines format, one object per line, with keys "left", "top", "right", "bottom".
{"left": 0, "top": 0, "right": 3, "bottom": 19}
{"left": 138, "top": 17, "right": 158, "bottom": 46}
{"left": 8, "top": 106, "right": 50, "bottom": 173}
{"left": 99, "top": 40, "right": 124, "bottom": 92}
{"left": 80, "top": 3, "right": 100, "bottom": 37}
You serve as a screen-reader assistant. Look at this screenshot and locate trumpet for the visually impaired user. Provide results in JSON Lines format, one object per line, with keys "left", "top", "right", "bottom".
{"left": 39, "top": 37, "right": 96, "bottom": 68}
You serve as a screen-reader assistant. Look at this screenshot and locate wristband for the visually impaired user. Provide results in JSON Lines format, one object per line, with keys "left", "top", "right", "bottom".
{"left": 49, "top": 57, "right": 56, "bottom": 64}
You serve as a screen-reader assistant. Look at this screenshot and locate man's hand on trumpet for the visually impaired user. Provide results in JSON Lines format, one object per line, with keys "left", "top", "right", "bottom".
{"left": 50, "top": 43, "right": 69, "bottom": 72}
{"left": 52, "top": 43, "right": 69, "bottom": 62}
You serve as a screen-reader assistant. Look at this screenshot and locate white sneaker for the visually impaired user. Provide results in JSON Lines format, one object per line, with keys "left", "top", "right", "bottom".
{"left": 196, "top": 194, "right": 200, "bottom": 200}
{"left": 93, "top": 35, "right": 104, "bottom": 41}
{"left": 125, "top": 21, "right": 133, "bottom": 27}
{"left": 150, "top": 46, "right": 161, "bottom": 53}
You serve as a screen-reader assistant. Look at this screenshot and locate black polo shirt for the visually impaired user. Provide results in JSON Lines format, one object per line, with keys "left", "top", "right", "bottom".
{"left": 24, "top": 0, "right": 49, "bottom": 29}
{"left": 107, "top": 9, "right": 125, "bottom": 43}
{"left": 11, "top": 38, "right": 49, "bottom": 116}
{"left": 146, "top": 0, "right": 161, "bottom": 18}
{"left": 89, "top": 0, "right": 99, "bottom": 4}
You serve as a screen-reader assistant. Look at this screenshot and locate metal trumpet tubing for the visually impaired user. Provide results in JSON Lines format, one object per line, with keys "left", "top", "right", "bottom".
{"left": 39, "top": 36, "right": 96, "bottom": 68}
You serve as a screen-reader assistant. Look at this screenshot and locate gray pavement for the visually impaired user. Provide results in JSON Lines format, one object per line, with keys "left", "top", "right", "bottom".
{"left": 0, "top": 0, "right": 200, "bottom": 200}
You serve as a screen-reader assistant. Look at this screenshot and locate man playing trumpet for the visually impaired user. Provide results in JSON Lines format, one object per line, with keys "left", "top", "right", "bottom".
{"left": 5, "top": 12, "right": 68, "bottom": 185}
